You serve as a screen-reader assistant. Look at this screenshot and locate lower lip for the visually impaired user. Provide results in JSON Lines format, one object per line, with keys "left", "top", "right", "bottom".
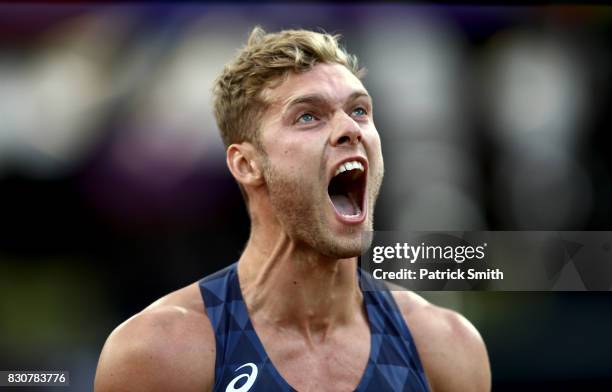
{"left": 329, "top": 196, "right": 367, "bottom": 225}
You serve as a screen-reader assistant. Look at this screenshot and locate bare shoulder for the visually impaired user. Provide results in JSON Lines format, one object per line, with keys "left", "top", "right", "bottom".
{"left": 94, "top": 282, "right": 215, "bottom": 392}
{"left": 390, "top": 289, "right": 491, "bottom": 392}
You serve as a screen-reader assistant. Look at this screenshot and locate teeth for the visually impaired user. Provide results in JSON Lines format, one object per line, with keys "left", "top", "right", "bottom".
{"left": 334, "top": 160, "right": 364, "bottom": 177}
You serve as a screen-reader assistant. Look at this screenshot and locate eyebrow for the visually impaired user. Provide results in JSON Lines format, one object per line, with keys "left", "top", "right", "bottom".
{"left": 282, "top": 91, "right": 371, "bottom": 116}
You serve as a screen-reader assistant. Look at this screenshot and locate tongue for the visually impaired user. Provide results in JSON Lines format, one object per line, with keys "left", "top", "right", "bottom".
{"left": 331, "top": 194, "right": 357, "bottom": 216}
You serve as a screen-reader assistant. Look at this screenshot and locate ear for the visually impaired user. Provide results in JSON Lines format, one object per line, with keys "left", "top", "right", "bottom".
{"left": 226, "top": 142, "right": 265, "bottom": 187}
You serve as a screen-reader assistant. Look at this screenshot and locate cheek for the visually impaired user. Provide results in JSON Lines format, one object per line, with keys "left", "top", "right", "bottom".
{"left": 364, "top": 128, "right": 384, "bottom": 180}
{"left": 365, "top": 127, "right": 383, "bottom": 157}
{"left": 263, "top": 134, "right": 298, "bottom": 166}
{"left": 267, "top": 133, "right": 321, "bottom": 170}
{"left": 268, "top": 145, "right": 301, "bottom": 174}
{"left": 265, "top": 151, "right": 314, "bottom": 190}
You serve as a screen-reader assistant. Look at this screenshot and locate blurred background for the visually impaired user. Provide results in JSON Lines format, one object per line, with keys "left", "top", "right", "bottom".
{"left": 0, "top": 3, "right": 611, "bottom": 391}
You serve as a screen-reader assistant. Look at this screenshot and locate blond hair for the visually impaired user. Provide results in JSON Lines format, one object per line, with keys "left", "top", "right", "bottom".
{"left": 213, "top": 26, "right": 363, "bottom": 149}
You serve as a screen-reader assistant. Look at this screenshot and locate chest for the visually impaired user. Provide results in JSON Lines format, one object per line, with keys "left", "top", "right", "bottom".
{"left": 256, "top": 323, "right": 371, "bottom": 392}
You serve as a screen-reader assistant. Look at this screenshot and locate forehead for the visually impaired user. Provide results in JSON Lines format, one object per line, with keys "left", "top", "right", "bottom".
{"left": 265, "top": 63, "right": 368, "bottom": 108}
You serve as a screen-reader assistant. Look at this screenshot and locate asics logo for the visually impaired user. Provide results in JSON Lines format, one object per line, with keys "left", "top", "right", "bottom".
{"left": 225, "top": 362, "right": 258, "bottom": 392}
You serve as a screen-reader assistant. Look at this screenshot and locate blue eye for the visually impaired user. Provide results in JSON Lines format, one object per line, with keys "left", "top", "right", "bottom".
{"left": 352, "top": 107, "right": 367, "bottom": 117}
{"left": 297, "top": 113, "right": 316, "bottom": 123}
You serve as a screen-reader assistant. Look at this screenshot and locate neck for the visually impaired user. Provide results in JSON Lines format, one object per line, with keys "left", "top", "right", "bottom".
{"left": 237, "top": 219, "right": 364, "bottom": 341}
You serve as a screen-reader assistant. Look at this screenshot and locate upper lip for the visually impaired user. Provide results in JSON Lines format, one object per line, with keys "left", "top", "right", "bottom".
{"left": 328, "top": 155, "right": 369, "bottom": 184}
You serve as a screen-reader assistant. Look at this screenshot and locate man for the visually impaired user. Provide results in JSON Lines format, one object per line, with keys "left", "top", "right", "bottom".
{"left": 95, "top": 27, "right": 491, "bottom": 392}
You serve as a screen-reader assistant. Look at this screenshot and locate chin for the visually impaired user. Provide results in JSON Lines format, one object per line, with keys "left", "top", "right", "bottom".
{"left": 319, "top": 219, "right": 375, "bottom": 259}
{"left": 316, "top": 236, "right": 365, "bottom": 260}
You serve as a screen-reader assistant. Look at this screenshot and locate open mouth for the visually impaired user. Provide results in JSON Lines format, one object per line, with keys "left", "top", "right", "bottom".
{"left": 328, "top": 160, "right": 367, "bottom": 222}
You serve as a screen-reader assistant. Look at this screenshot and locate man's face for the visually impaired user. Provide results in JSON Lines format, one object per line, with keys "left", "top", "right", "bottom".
{"left": 257, "top": 62, "right": 384, "bottom": 258}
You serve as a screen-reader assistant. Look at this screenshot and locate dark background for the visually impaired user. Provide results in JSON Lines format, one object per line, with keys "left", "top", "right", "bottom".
{"left": 0, "top": 4, "right": 611, "bottom": 391}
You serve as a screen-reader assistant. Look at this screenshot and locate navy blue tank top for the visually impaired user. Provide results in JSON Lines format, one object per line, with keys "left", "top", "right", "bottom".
{"left": 199, "top": 263, "right": 430, "bottom": 391}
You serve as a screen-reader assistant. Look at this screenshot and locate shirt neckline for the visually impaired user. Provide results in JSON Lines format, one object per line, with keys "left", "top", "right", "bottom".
{"left": 231, "top": 263, "right": 376, "bottom": 391}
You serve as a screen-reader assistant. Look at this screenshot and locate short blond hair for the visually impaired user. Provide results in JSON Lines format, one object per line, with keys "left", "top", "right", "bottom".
{"left": 213, "top": 26, "right": 363, "bottom": 148}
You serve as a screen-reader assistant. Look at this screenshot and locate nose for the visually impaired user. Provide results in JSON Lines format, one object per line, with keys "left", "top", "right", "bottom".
{"left": 330, "top": 112, "right": 363, "bottom": 147}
